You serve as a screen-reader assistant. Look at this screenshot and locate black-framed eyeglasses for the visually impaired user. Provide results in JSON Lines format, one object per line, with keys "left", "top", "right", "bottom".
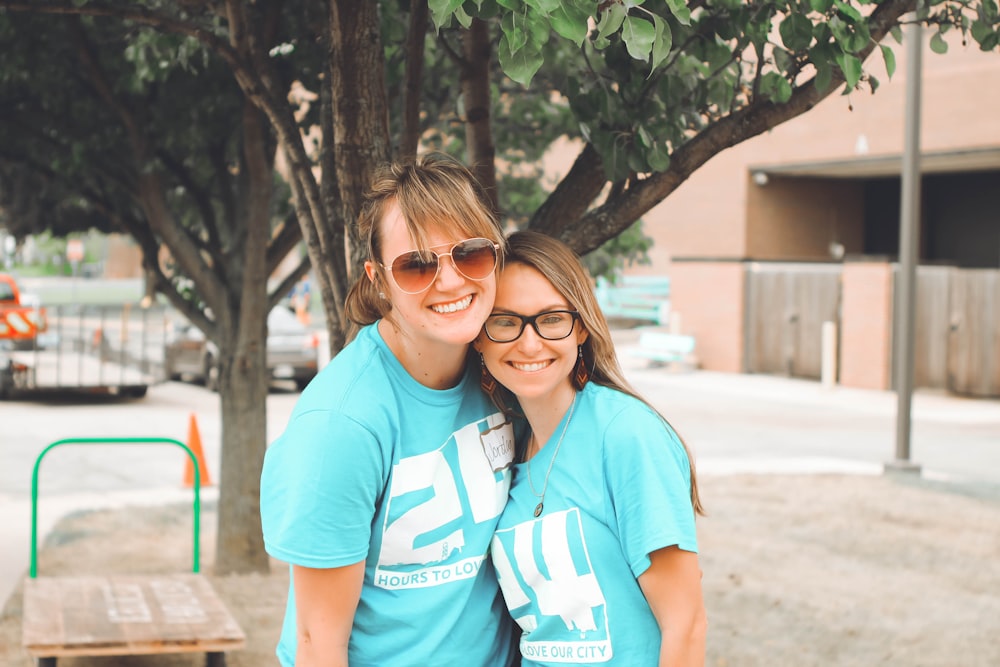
{"left": 484, "top": 310, "right": 580, "bottom": 343}
{"left": 376, "top": 237, "right": 500, "bottom": 294}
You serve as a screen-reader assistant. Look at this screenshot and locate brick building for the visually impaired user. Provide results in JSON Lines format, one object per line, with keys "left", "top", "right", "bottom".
{"left": 613, "top": 32, "right": 999, "bottom": 395}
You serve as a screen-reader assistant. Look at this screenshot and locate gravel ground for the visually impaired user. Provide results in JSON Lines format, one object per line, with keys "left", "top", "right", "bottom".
{"left": 2, "top": 472, "right": 999, "bottom": 666}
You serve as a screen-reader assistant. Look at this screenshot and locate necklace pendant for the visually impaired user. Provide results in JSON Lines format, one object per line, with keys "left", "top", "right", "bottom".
{"left": 533, "top": 502, "right": 543, "bottom": 517}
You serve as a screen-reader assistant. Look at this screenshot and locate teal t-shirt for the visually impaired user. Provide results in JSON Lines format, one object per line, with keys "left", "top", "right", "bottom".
{"left": 261, "top": 323, "right": 515, "bottom": 667}
{"left": 491, "top": 382, "right": 698, "bottom": 666}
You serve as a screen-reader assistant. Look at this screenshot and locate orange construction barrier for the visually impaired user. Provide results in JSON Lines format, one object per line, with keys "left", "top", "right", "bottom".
{"left": 183, "top": 413, "right": 212, "bottom": 487}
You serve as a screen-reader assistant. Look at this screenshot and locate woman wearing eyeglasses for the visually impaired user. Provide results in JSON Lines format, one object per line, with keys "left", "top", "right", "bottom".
{"left": 475, "top": 230, "right": 706, "bottom": 667}
{"left": 261, "top": 154, "right": 517, "bottom": 667}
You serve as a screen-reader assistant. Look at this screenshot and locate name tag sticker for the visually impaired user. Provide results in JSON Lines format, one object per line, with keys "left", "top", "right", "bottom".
{"left": 480, "top": 420, "right": 515, "bottom": 472}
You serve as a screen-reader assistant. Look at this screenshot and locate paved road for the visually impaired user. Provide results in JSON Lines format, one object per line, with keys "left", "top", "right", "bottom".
{"left": 2, "top": 334, "right": 999, "bottom": 606}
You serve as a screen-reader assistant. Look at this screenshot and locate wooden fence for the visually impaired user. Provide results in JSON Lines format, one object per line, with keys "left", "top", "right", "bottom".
{"left": 946, "top": 269, "right": 1000, "bottom": 397}
{"left": 744, "top": 262, "right": 1000, "bottom": 397}
{"left": 744, "top": 263, "right": 841, "bottom": 380}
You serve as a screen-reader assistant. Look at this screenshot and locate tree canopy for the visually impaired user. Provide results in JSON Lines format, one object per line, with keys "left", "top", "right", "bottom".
{"left": 1, "top": 0, "right": 997, "bottom": 571}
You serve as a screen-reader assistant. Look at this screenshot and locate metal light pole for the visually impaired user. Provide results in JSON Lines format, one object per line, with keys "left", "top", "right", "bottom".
{"left": 887, "top": 12, "right": 923, "bottom": 474}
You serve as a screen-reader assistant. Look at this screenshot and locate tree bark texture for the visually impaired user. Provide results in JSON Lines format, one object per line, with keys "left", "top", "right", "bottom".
{"left": 213, "top": 99, "right": 274, "bottom": 576}
{"left": 400, "top": 0, "right": 429, "bottom": 161}
{"left": 329, "top": 0, "right": 392, "bottom": 272}
{"left": 461, "top": 18, "right": 498, "bottom": 215}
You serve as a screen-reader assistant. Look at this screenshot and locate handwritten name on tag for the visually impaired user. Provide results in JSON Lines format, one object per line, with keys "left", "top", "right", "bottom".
{"left": 480, "top": 420, "right": 515, "bottom": 472}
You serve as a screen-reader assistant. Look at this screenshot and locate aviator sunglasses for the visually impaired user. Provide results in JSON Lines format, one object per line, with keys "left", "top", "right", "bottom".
{"left": 376, "top": 237, "right": 500, "bottom": 294}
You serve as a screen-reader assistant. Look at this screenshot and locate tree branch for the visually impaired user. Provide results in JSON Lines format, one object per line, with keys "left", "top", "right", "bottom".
{"left": 528, "top": 143, "right": 608, "bottom": 238}
{"left": 557, "top": 0, "right": 916, "bottom": 255}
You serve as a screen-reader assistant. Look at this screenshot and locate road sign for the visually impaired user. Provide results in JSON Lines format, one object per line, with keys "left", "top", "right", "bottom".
{"left": 66, "top": 240, "right": 85, "bottom": 263}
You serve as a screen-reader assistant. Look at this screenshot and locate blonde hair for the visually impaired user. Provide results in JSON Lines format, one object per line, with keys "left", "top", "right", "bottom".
{"left": 344, "top": 153, "right": 506, "bottom": 335}
{"left": 487, "top": 230, "right": 703, "bottom": 515}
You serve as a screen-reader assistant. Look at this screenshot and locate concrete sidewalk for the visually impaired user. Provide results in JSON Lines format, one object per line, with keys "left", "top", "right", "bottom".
{"left": 3, "top": 350, "right": 998, "bottom": 610}
{"left": 611, "top": 328, "right": 1000, "bottom": 487}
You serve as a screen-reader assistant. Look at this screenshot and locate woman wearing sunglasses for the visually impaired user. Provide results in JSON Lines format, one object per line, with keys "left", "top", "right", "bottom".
{"left": 475, "top": 231, "right": 706, "bottom": 666}
{"left": 262, "top": 154, "right": 517, "bottom": 667}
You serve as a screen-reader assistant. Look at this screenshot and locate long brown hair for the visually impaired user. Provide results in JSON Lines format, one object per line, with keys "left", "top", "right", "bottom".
{"left": 485, "top": 230, "right": 703, "bottom": 515}
{"left": 344, "top": 153, "right": 506, "bottom": 338}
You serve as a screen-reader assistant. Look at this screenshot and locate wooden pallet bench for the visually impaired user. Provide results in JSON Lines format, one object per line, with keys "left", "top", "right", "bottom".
{"left": 22, "top": 437, "right": 246, "bottom": 666}
{"left": 23, "top": 573, "right": 245, "bottom": 666}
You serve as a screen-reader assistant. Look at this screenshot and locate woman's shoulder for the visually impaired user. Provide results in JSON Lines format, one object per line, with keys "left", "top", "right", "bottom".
{"left": 582, "top": 382, "right": 653, "bottom": 417}
{"left": 296, "top": 325, "right": 393, "bottom": 410}
{"left": 581, "top": 383, "right": 679, "bottom": 444}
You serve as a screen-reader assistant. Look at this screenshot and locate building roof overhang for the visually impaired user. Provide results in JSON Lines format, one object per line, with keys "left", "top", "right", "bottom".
{"left": 750, "top": 147, "right": 1000, "bottom": 179}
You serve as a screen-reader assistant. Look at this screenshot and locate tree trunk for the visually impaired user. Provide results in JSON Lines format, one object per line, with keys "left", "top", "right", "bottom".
{"left": 213, "top": 99, "right": 275, "bottom": 575}
{"left": 328, "top": 0, "right": 392, "bottom": 272}
{"left": 461, "top": 18, "right": 498, "bottom": 213}
{"left": 307, "top": 0, "right": 394, "bottom": 353}
{"left": 215, "top": 340, "right": 270, "bottom": 574}
{"left": 400, "top": 0, "right": 428, "bottom": 160}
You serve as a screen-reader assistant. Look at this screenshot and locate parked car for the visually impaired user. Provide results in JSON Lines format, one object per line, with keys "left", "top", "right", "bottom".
{"left": 165, "top": 307, "right": 319, "bottom": 391}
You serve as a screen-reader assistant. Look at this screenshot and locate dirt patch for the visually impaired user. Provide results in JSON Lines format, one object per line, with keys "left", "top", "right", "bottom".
{"left": 3, "top": 473, "right": 999, "bottom": 666}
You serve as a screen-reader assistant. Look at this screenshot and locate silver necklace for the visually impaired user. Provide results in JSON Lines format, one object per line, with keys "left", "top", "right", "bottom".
{"left": 526, "top": 392, "right": 577, "bottom": 518}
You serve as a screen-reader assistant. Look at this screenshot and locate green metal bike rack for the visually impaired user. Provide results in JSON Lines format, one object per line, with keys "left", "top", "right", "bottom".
{"left": 29, "top": 437, "right": 201, "bottom": 578}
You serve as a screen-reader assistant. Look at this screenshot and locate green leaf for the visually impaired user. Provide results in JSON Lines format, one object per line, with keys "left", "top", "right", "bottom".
{"left": 833, "top": 0, "right": 862, "bottom": 23}
{"left": 980, "top": 31, "right": 999, "bottom": 51}
{"left": 597, "top": 3, "right": 627, "bottom": 40}
{"left": 983, "top": 0, "right": 999, "bottom": 21}
{"left": 637, "top": 125, "right": 654, "bottom": 148}
{"left": 779, "top": 12, "right": 814, "bottom": 51}
{"left": 627, "top": 148, "right": 647, "bottom": 174}
{"left": 647, "top": 143, "right": 670, "bottom": 172}
{"left": 772, "top": 46, "right": 793, "bottom": 72}
{"left": 828, "top": 15, "right": 849, "bottom": 47}
{"left": 809, "top": 0, "right": 834, "bottom": 12}
{"left": 428, "top": 0, "right": 467, "bottom": 29}
{"left": 590, "top": 130, "right": 618, "bottom": 179}
{"left": 665, "top": 0, "right": 692, "bottom": 26}
{"left": 622, "top": 15, "right": 655, "bottom": 62}
{"left": 527, "top": 0, "right": 562, "bottom": 14}
{"left": 879, "top": 44, "right": 896, "bottom": 78}
{"left": 501, "top": 12, "right": 528, "bottom": 51}
{"left": 759, "top": 71, "right": 793, "bottom": 103}
{"left": 845, "top": 21, "right": 871, "bottom": 53}
{"left": 453, "top": 6, "right": 473, "bottom": 28}
{"left": 650, "top": 14, "right": 673, "bottom": 71}
{"left": 706, "top": 74, "right": 735, "bottom": 109}
{"left": 835, "top": 52, "right": 862, "bottom": 88}
{"left": 548, "top": 2, "right": 591, "bottom": 45}
{"left": 929, "top": 31, "right": 949, "bottom": 54}
{"left": 868, "top": 74, "right": 879, "bottom": 93}
{"left": 890, "top": 25, "right": 903, "bottom": 45}
{"left": 970, "top": 19, "right": 993, "bottom": 43}
{"left": 471, "top": 0, "right": 500, "bottom": 18}
{"left": 524, "top": 7, "right": 551, "bottom": 47}
{"left": 814, "top": 59, "right": 833, "bottom": 93}
{"left": 498, "top": 33, "right": 544, "bottom": 85}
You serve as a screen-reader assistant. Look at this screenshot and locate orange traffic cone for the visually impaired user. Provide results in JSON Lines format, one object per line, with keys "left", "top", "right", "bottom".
{"left": 183, "top": 413, "right": 212, "bottom": 488}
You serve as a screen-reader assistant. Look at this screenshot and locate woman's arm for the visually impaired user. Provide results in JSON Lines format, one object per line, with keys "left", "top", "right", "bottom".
{"left": 293, "top": 561, "right": 366, "bottom": 667}
{"left": 637, "top": 546, "right": 707, "bottom": 667}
